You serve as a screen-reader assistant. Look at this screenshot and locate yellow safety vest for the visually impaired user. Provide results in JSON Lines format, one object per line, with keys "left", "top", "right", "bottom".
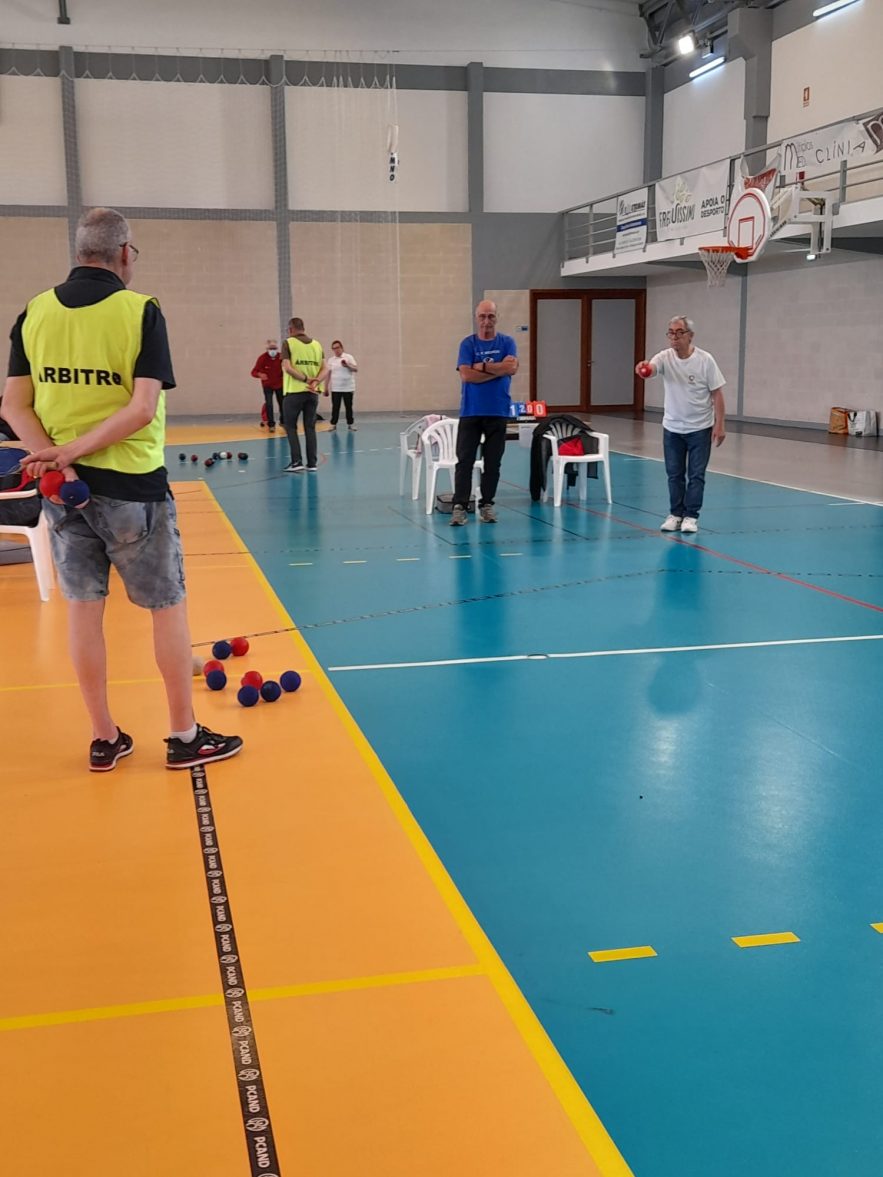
{"left": 283, "top": 336, "right": 324, "bottom": 394}
{"left": 22, "top": 288, "right": 165, "bottom": 474}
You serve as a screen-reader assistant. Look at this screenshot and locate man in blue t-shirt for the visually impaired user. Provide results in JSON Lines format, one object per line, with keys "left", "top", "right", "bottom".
{"left": 451, "top": 299, "right": 519, "bottom": 525}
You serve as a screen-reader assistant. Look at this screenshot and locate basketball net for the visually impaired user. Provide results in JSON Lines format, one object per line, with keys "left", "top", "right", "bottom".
{"left": 698, "top": 245, "right": 750, "bottom": 288}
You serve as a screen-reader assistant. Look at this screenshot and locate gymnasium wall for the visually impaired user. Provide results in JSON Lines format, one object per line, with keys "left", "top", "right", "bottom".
{"left": 1, "top": 0, "right": 645, "bottom": 71}
{"left": 644, "top": 247, "right": 883, "bottom": 430}
{"left": 484, "top": 93, "right": 645, "bottom": 212}
{"left": 769, "top": 1, "right": 881, "bottom": 141}
{"left": 0, "top": 76, "right": 67, "bottom": 205}
{"left": 288, "top": 88, "right": 469, "bottom": 214}
{"left": 643, "top": 274, "right": 741, "bottom": 417}
{"left": 661, "top": 60, "right": 747, "bottom": 178}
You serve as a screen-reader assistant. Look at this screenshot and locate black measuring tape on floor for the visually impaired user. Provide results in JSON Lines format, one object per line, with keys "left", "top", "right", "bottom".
{"left": 190, "top": 764, "right": 282, "bottom": 1176}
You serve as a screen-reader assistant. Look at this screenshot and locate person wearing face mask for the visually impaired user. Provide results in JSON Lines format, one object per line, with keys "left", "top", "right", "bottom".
{"left": 250, "top": 338, "right": 284, "bottom": 431}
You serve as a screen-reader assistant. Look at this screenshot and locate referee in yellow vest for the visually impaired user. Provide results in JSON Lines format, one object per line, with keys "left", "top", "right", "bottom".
{"left": 281, "top": 317, "right": 328, "bottom": 472}
{"left": 3, "top": 207, "right": 243, "bottom": 773}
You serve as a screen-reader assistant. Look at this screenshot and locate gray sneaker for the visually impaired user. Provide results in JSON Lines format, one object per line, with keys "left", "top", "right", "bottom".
{"left": 450, "top": 504, "right": 469, "bottom": 526}
{"left": 478, "top": 503, "right": 497, "bottom": 523}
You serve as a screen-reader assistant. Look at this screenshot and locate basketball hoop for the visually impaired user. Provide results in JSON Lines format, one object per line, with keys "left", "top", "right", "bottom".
{"left": 698, "top": 244, "right": 750, "bottom": 287}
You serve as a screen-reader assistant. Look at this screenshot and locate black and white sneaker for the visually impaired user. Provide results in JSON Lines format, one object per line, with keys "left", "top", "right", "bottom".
{"left": 284, "top": 462, "right": 305, "bottom": 473}
{"left": 89, "top": 729, "right": 134, "bottom": 772}
{"left": 165, "top": 724, "right": 243, "bottom": 770}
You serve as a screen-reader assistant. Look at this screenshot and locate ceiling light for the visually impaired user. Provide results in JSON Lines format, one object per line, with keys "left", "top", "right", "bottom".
{"left": 677, "top": 33, "right": 696, "bottom": 55}
{"left": 812, "top": 0, "right": 861, "bottom": 17}
{"left": 689, "top": 56, "right": 724, "bottom": 79}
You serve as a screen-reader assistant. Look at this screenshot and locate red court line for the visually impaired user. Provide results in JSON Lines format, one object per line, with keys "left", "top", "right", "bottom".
{"left": 515, "top": 486, "right": 883, "bottom": 616}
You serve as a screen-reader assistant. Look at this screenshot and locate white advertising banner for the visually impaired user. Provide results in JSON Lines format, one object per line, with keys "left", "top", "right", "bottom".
{"left": 615, "top": 188, "right": 648, "bottom": 253}
{"left": 778, "top": 111, "right": 883, "bottom": 179}
{"left": 654, "top": 161, "right": 729, "bottom": 242}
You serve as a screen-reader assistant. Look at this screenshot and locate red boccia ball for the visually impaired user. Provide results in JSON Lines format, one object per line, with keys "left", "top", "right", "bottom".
{"left": 203, "top": 659, "right": 224, "bottom": 676}
{"left": 230, "top": 636, "right": 250, "bottom": 657}
{"left": 637, "top": 362, "right": 653, "bottom": 379}
{"left": 241, "top": 670, "right": 263, "bottom": 689}
{"left": 39, "top": 470, "right": 66, "bottom": 499}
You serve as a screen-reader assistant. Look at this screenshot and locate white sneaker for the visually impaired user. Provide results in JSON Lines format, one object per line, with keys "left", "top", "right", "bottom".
{"left": 660, "top": 514, "right": 682, "bottom": 532}
{"left": 680, "top": 517, "right": 699, "bottom": 534}
{"left": 348, "top": 424, "right": 358, "bottom": 431}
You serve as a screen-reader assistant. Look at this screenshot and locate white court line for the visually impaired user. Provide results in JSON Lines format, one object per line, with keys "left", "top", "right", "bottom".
{"left": 397, "top": 557, "right": 421, "bottom": 562}
{"left": 611, "top": 449, "right": 883, "bottom": 506}
{"left": 327, "top": 633, "right": 883, "bottom": 673}
{"left": 289, "top": 562, "right": 313, "bottom": 567}
{"left": 343, "top": 560, "right": 368, "bottom": 565}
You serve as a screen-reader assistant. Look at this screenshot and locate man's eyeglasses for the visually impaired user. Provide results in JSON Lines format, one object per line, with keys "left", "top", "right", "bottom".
{"left": 666, "top": 328, "right": 689, "bottom": 338}
{"left": 120, "top": 242, "right": 140, "bottom": 260}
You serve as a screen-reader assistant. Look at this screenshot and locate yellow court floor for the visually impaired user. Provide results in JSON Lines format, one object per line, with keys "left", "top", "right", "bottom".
{"left": 0, "top": 482, "right": 629, "bottom": 1176}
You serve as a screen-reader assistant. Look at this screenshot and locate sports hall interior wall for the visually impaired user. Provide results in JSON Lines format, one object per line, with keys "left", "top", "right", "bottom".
{"left": 2, "top": 0, "right": 881, "bottom": 425}
{"left": 647, "top": 0, "right": 883, "bottom": 430}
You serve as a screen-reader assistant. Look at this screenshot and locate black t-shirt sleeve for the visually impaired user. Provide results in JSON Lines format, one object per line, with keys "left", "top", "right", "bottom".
{"left": 135, "top": 301, "right": 176, "bottom": 390}
{"left": 7, "top": 311, "right": 29, "bottom": 377}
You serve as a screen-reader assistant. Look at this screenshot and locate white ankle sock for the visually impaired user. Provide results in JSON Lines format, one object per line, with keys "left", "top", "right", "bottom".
{"left": 170, "top": 723, "right": 198, "bottom": 743}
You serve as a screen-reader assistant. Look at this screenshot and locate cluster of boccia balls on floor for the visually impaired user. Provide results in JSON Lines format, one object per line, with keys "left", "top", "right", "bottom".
{"left": 194, "top": 635, "right": 302, "bottom": 707}
{"left": 179, "top": 451, "right": 250, "bottom": 469}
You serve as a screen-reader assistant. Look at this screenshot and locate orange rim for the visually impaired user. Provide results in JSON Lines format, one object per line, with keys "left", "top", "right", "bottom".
{"left": 699, "top": 245, "right": 751, "bottom": 259}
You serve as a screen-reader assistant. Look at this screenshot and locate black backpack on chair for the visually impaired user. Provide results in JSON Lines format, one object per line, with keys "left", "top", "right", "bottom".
{"left": 529, "top": 415, "right": 598, "bottom": 501}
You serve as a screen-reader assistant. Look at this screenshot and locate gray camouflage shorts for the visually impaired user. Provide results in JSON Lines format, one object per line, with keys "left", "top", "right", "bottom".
{"left": 44, "top": 492, "right": 186, "bottom": 609}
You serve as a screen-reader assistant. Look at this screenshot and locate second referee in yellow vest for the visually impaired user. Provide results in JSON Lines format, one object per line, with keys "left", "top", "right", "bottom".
{"left": 281, "top": 317, "right": 328, "bottom": 472}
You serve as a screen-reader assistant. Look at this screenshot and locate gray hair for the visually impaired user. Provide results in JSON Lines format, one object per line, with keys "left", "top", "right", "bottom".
{"left": 75, "top": 207, "right": 131, "bottom": 265}
{"left": 668, "top": 315, "right": 695, "bottom": 333}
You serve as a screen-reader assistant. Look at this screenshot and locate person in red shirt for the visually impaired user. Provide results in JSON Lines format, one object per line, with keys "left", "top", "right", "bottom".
{"left": 251, "top": 338, "right": 283, "bottom": 430}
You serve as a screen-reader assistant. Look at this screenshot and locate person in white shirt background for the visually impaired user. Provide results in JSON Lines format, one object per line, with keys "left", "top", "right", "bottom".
{"left": 326, "top": 340, "right": 358, "bottom": 431}
{"left": 636, "top": 315, "right": 726, "bottom": 535}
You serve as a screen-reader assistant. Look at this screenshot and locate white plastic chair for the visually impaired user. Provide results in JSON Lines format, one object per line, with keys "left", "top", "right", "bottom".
{"left": 421, "top": 418, "right": 483, "bottom": 515}
{"left": 541, "top": 422, "right": 612, "bottom": 507}
{"left": 399, "top": 414, "right": 447, "bottom": 500}
{"left": 0, "top": 490, "right": 53, "bottom": 601}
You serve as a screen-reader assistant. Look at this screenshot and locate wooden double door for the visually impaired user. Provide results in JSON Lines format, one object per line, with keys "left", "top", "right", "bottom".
{"left": 529, "top": 290, "right": 645, "bottom": 414}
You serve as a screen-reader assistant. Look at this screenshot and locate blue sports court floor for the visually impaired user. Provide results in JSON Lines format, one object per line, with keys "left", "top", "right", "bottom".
{"left": 169, "top": 416, "right": 883, "bottom": 1177}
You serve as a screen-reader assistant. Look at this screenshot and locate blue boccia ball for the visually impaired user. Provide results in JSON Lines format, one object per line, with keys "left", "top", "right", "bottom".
{"left": 178, "top": 452, "right": 187, "bottom": 461}
{"left": 206, "top": 669, "right": 227, "bottom": 691}
{"left": 260, "top": 680, "right": 282, "bottom": 703}
{"left": 279, "top": 670, "right": 302, "bottom": 692}
{"left": 212, "top": 639, "right": 232, "bottom": 660}
{"left": 237, "top": 684, "right": 260, "bottom": 707}
{"left": 59, "top": 479, "right": 91, "bottom": 507}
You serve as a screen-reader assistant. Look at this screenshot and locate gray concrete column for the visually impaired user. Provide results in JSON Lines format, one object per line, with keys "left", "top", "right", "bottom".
{"left": 269, "top": 54, "right": 292, "bottom": 332}
{"left": 59, "top": 45, "right": 82, "bottom": 260}
{"left": 728, "top": 6, "right": 773, "bottom": 164}
{"left": 643, "top": 66, "right": 664, "bottom": 183}
{"left": 467, "top": 61, "right": 484, "bottom": 214}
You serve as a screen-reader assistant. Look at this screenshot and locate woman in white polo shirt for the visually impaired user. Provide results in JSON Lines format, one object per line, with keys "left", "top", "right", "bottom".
{"left": 326, "top": 340, "right": 358, "bottom": 431}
